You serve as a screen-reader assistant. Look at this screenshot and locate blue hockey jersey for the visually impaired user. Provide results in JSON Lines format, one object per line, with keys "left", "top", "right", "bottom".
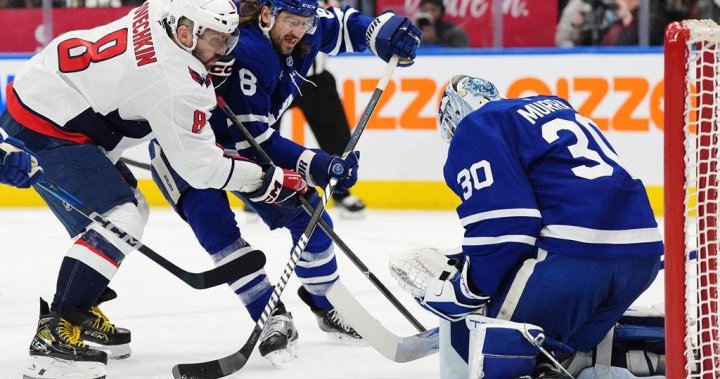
{"left": 444, "top": 95, "right": 664, "bottom": 297}
{"left": 209, "top": 6, "right": 372, "bottom": 169}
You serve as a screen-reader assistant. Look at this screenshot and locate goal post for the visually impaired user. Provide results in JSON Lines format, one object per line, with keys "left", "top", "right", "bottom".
{"left": 665, "top": 19, "right": 720, "bottom": 379}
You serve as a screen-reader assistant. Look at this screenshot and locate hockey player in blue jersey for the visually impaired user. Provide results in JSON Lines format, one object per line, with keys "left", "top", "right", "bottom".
{"left": 149, "top": 0, "right": 421, "bottom": 366}
{"left": 391, "top": 75, "right": 663, "bottom": 379}
{"left": 0, "top": 128, "right": 43, "bottom": 188}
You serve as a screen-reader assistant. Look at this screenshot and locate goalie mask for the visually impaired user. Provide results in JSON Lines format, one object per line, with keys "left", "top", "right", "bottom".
{"left": 166, "top": 0, "right": 240, "bottom": 55}
{"left": 438, "top": 75, "right": 501, "bottom": 143}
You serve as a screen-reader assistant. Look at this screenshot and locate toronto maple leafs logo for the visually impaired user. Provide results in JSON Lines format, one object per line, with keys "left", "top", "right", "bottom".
{"left": 188, "top": 67, "right": 212, "bottom": 87}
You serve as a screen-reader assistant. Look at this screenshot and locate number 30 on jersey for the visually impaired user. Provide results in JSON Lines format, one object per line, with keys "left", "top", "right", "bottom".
{"left": 457, "top": 161, "right": 493, "bottom": 201}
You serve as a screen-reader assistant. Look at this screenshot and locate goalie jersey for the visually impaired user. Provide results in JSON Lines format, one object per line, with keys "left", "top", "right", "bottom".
{"left": 209, "top": 6, "right": 371, "bottom": 169}
{"left": 444, "top": 95, "right": 664, "bottom": 297}
{"left": 5, "top": 0, "right": 256, "bottom": 190}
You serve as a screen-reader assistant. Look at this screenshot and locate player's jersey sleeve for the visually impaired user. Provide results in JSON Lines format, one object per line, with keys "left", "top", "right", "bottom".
{"left": 133, "top": 68, "right": 262, "bottom": 191}
{"left": 444, "top": 115, "right": 542, "bottom": 298}
{"left": 315, "top": 6, "right": 372, "bottom": 55}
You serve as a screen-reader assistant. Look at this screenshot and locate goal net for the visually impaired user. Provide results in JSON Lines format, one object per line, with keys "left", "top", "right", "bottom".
{"left": 665, "top": 19, "right": 720, "bottom": 379}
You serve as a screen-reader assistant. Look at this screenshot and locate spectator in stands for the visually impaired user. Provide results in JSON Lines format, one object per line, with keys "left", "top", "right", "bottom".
{"left": 610, "top": 0, "right": 695, "bottom": 45}
{"left": 414, "top": 0, "right": 469, "bottom": 47}
{"left": 556, "top": 0, "right": 634, "bottom": 46}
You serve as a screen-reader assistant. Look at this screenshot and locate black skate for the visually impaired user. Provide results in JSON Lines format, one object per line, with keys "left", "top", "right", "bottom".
{"left": 258, "top": 302, "right": 299, "bottom": 367}
{"left": 24, "top": 298, "right": 107, "bottom": 379}
{"left": 332, "top": 192, "right": 366, "bottom": 219}
{"left": 298, "top": 286, "right": 363, "bottom": 344}
{"left": 81, "top": 288, "right": 132, "bottom": 359}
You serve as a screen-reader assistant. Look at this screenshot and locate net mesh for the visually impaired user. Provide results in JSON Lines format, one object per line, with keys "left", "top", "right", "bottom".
{"left": 682, "top": 19, "right": 720, "bottom": 378}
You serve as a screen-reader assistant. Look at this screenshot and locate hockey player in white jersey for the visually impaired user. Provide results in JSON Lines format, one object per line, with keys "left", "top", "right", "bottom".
{"left": 0, "top": 0, "right": 309, "bottom": 378}
{"left": 0, "top": 128, "right": 43, "bottom": 187}
{"left": 391, "top": 75, "right": 663, "bottom": 379}
{"left": 147, "top": 0, "right": 421, "bottom": 366}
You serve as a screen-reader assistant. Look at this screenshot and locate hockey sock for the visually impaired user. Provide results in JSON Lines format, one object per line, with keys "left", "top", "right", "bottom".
{"left": 51, "top": 230, "right": 124, "bottom": 314}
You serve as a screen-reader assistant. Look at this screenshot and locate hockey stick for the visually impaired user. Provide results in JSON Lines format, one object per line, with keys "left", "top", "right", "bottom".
{"left": 35, "top": 179, "right": 266, "bottom": 290}
{"left": 213, "top": 93, "right": 427, "bottom": 333}
{"left": 120, "top": 156, "right": 425, "bottom": 332}
{"left": 172, "top": 56, "right": 400, "bottom": 379}
{"left": 120, "top": 157, "right": 427, "bottom": 332}
{"left": 326, "top": 281, "right": 439, "bottom": 362}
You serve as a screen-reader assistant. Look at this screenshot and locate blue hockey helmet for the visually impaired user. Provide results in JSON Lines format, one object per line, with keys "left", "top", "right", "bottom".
{"left": 438, "top": 75, "right": 502, "bottom": 143}
{"left": 262, "top": 0, "right": 319, "bottom": 34}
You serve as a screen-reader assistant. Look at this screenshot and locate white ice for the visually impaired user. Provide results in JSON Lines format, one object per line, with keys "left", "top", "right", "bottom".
{"left": 0, "top": 209, "right": 665, "bottom": 378}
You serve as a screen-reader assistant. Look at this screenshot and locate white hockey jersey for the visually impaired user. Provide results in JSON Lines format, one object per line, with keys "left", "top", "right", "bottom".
{"left": 5, "top": 0, "right": 261, "bottom": 191}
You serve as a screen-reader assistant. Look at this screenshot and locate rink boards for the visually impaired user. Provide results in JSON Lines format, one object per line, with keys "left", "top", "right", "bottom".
{"left": 0, "top": 48, "right": 665, "bottom": 213}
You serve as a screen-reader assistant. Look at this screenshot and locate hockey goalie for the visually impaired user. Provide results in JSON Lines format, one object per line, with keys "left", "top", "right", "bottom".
{"left": 388, "top": 75, "right": 665, "bottom": 379}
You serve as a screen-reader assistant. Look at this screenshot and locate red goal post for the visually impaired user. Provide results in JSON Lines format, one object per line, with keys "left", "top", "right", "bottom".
{"left": 665, "top": 19, "right": 720, "bottom": 379}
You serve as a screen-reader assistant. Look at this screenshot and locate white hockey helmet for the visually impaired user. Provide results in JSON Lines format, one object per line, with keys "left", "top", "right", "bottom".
{"left": 438, "top": 75, "right": 502, "bottom": 143}
{"left": 166, "top": 0, "right": 240, "bottom": 54}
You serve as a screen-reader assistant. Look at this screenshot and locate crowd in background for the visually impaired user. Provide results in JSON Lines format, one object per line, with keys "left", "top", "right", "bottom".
{"left": 0, "top": 0, "right": 711, "bottom": 47}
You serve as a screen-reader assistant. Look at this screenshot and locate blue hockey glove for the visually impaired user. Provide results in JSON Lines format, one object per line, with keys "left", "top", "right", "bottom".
{"left": 416, "top": 258, "right": 489, "bottom": 321}
{"left": 247, "top": 165, "right": 308, "bottom": 207}
{"left": 0, "top": 137, "right": 43, "bottom": 188}
{"left": 366, "top": 12, "right": 422, "bottom": 67}
{"left": 296, "top": 149, "right": 360, "bottom": 194}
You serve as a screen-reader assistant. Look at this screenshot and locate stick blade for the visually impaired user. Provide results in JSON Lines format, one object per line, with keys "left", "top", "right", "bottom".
{"left": 326, "top": 282, "right": 439, "bottom": 362}
{"left": 197, "top": 249, "right": 266, "bottom": 289}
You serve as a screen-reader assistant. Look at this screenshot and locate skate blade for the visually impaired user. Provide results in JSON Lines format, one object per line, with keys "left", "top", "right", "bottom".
{"left": 326, "top": 332, "right": 367, "bottom": 346}
{"left": 262, "top": 342, "right": 299, "bottom": 368}
{"left": 24, "top": 355, "right": 106, "bottom": 379}
{"left": 86, "top": 341, "right": 132, "bottom": 360}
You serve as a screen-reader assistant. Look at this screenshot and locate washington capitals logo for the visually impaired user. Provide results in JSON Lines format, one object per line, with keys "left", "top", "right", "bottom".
{"left": 188, "top": 67, "right": 212, "bottom": 87}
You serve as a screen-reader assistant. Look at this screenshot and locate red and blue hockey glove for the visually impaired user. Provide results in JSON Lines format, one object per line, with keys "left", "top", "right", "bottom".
{"left": 248, "top": 165, "right": 308, "bottom": 207}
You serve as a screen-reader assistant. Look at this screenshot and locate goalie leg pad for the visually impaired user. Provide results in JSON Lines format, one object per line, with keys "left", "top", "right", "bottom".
{"left": 466, "top": 315, "right": 543, "bottom": 379}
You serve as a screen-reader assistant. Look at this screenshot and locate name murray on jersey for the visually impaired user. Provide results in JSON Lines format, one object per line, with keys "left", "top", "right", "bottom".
{"left": 516, "top": 99, "right": 571, "bottom": 125}
{"left": 132, "top": 1, "right": 157, "bottom": 67}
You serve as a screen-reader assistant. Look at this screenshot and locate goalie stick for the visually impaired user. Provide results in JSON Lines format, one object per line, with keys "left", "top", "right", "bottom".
{"left": 171, "top": 56, "right": 399, "bottom": 379}
{"left": 326, "top": 281, "right": 439, "bottom": 362}
{"left": 119, "top": 155, "right": 426, "bottom": 332}
{"left": 36, "top": 179, "right": 266, "bottom": 289}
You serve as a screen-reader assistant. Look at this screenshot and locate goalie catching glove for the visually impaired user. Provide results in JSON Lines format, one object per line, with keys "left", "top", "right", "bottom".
{"left": 296, "top": 149, "right": 359, "bottom": 194}
{"left": 0, "top": 133, "right": 44, "bottom": 188}
{"left": 390, "top": 248, "right": 488, "bottom": 321}
{"left": 247, "top": 165, "right": 308, "bottom": 207}
{"left": 366, "top": 12, "right": 422, "bottom": 67}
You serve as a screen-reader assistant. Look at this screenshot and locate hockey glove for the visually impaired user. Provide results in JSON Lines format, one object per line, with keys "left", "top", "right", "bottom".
{"left": 366, "top": 12, "right": 422, "bottom": 67}
{"left": 416, "top": 258, "right": 489, "bottom": 321}
{"left": 297, "top": 149, "right": 360, "bottom": 194}
{"left": 247, "top": 165, "right": 308, "bottom": 207}
{"left": 0, "top": 137, "right": 43, "bottom": 188}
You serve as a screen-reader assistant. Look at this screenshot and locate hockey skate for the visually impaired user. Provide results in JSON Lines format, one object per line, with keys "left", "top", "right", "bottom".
{"left": 81, "top": 288, "right": 132, "bottom": 359}
{"left": 24, "top": 299, "right": 107, "bottom": 379}
{"left": 332, "top": 192, "right": 366, "bottom": 219}
{"left": 258, "top": 302, "right": 299, "bottom": 367}
{"left": 298, "top": 286, "right": 364, "bottom": 344}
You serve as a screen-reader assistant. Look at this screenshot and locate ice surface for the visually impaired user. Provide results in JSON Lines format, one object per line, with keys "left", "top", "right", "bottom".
{"left": 0, "top": 209, "right": 664, "bottom": 378}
